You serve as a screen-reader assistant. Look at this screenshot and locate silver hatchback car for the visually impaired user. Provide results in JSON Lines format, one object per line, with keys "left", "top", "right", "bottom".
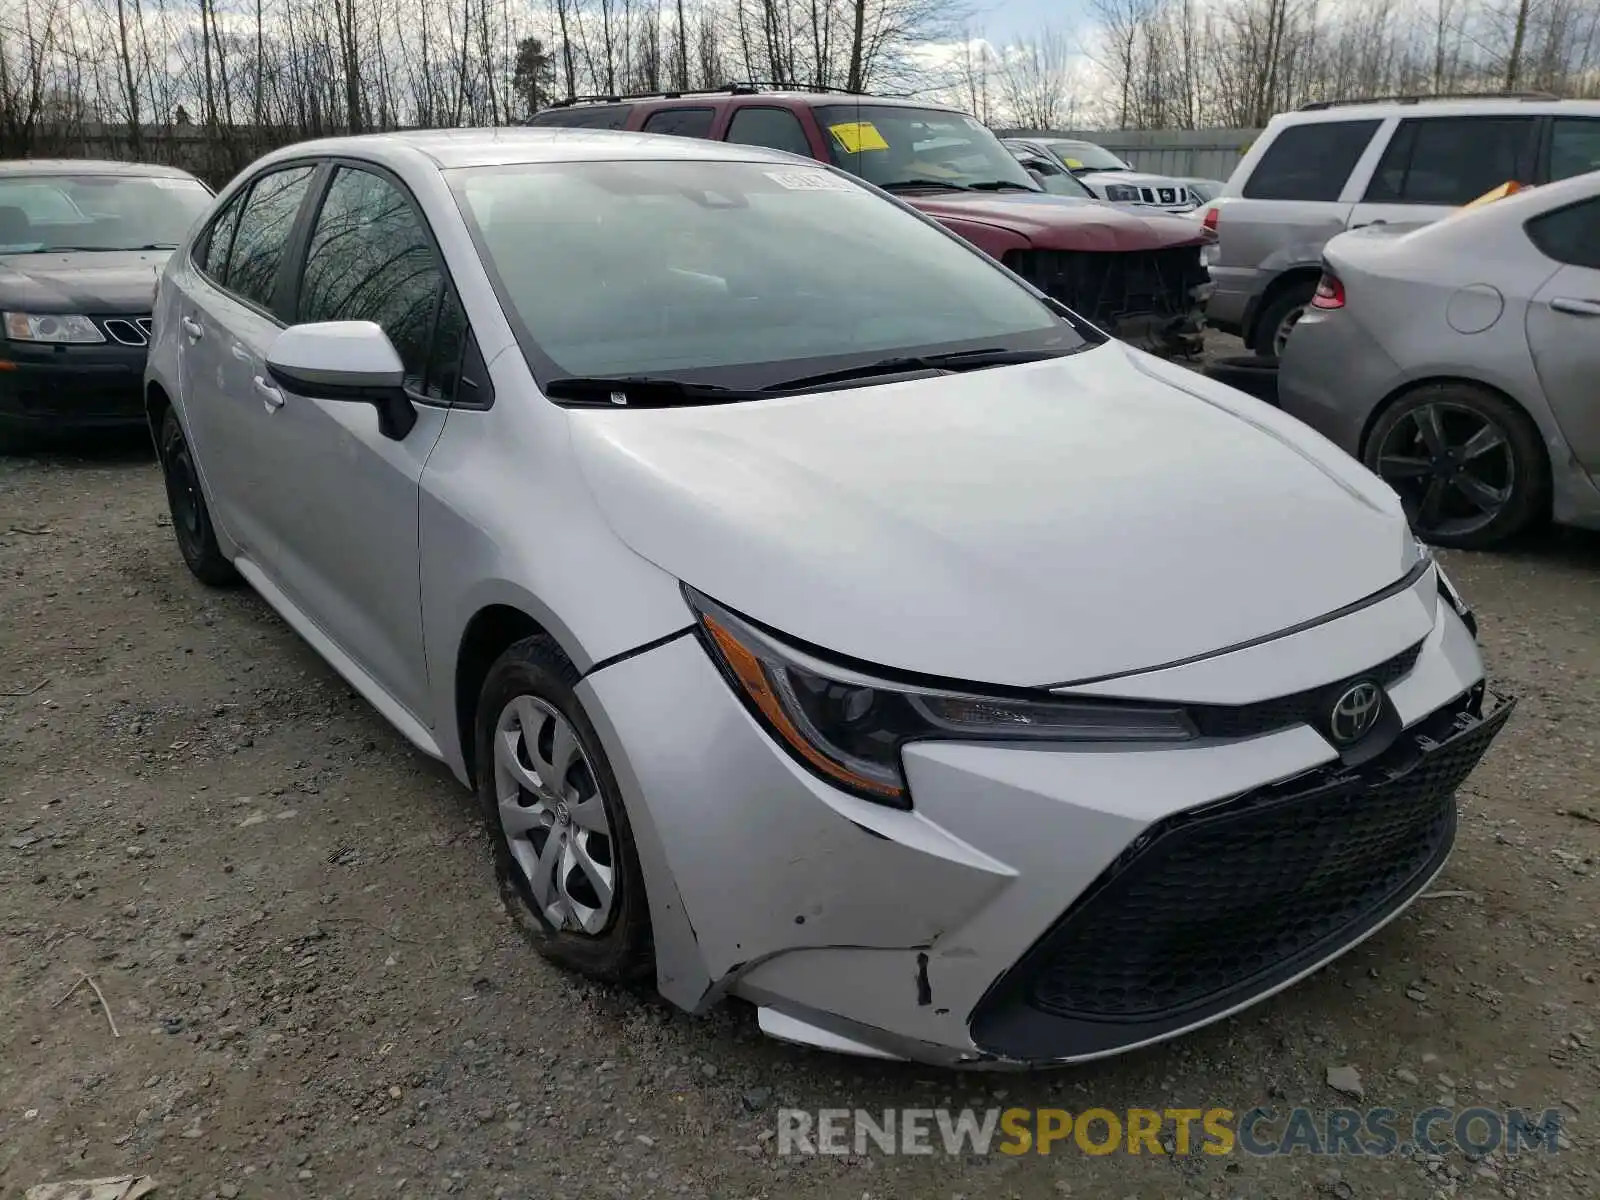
{"left": 145, "top": 128, "right": 1508, "bottom": 1067}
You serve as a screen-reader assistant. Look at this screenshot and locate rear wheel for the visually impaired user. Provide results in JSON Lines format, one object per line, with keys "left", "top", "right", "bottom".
{"left": 158, "top": 408, "right": 239, "bottom": 586}
{"left": 1252, "top": 280, "right": 1318, "bottom": 358}
{"left": 1363, "top": 383, "right": 1547, "bottom": 549}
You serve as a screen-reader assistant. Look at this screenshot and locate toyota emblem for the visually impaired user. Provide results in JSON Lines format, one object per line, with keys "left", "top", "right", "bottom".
{"left": 1328, "top": 681, "right": 1383, "bottom": 745}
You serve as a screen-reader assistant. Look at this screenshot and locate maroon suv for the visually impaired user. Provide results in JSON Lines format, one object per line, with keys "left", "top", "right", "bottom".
{"left": 528, "top": 87, "right": 1212, "bottom": 355}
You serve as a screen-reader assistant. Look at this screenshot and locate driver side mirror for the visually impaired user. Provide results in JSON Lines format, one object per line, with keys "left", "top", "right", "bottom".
{"left": 266, "top": 320, "right": 417, "bottom": 441}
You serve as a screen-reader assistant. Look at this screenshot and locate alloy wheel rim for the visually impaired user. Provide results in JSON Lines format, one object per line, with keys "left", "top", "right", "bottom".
{"left": 1272, "top": 305, "right": 1307, "bottom": 356}
{"left": 492, "top": 695, "right": 616, "bottom": 935}
{"left": 1374, "top": 402, "right": 1515, "bottom": 539}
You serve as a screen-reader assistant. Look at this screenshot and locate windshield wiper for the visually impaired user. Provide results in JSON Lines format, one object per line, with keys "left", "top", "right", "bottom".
{"left": 543, "top": 375, "right": 756, "bottom": 407}
{"left": 8, "top": 244, "right": 178, "bottom": 253}
{"left": 766, "top": 347, "right": 1079, "bottom": 392}
{"left": 964, "top": 180, "right": 1041, "bottom": 192}
{"left": 879, "top": 179, "right": 974, "bottom": 192}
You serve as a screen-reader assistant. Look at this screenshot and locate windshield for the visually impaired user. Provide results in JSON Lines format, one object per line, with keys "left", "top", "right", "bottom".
{"left": 1040, "top": 141, "right": 1132, "bottom": 172}
{"left": 0, "top": 173, "right": 213, "bottom": 252}
{"left": 1006, "top": 147, "right": 1096, "bottom": 198}
{"left": 816, "top": 105, "right": 1042, "bottom": 192}
{"left": 452, "top": 159, "right": 1084, "bottom": 387}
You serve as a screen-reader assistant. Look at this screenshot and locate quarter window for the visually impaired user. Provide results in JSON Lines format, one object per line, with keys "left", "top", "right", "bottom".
{"left": 199, "top": 194, "right": 244, "bottom": 282}
{"left": 224, "top": 165, "right": 314, "bottom": 310}
{"left": 1526, "top": 197, "right": 1600, "bottom": 270}
{"left": 297, "top": 167, "right": 449, "bottom": 395}
{"left": 527, "top": 104, "right": 631, "bottom": 130}
{"left": 1242, "top": 120, "right": 1381, "bottom": 202}
{"left": 1364, "top": 117, "right": 1536, "bottom": 205}
{"left": 641, "top": 107, "right": 715, "bottom": 139}
{"left": 725, "top": 107, "right": 812, "bottom": 157}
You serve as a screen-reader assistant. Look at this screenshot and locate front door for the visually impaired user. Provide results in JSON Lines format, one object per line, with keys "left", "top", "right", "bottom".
{"left": 244, "top": 163, "right": 470, "bottom": 722}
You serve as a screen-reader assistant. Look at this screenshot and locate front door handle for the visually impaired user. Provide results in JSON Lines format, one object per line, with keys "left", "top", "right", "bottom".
{"left": 230, "top": 343, "right": 252, "bottom": 362}
{"left": 1351, "top": 219, "right": 1387, "bottom": 229}
{"left": 1550, "top": 297, "right": 1600, "bottom": 317}
{"left": 181, "top": 316, "right": 204, "bottom": 341}
{"left": 252, "top": 375, "right": 285, "bottom": 411}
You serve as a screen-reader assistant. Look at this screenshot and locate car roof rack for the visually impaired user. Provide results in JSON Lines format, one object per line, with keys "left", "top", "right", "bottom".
{"left": 545, "top": 80, "right": 872, "bottom": 108}
{"left": 1299, "top": 90, "right": 1562, "bottom": 110}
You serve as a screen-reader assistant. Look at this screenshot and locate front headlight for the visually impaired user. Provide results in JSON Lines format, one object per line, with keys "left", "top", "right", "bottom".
{"left": 1103, "top": 184, "right": 1143, "bottom": 202}
{"left": 4, "top": 312, "right": 106, "bottom": 344}
{"left": 686, "top": 588, "right": 1196, "bottom": 808}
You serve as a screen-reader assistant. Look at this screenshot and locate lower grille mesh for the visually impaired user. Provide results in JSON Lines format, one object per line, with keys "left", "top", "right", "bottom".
{"left": 1021, "top": 696, "right": 1511, "bottom": 1021}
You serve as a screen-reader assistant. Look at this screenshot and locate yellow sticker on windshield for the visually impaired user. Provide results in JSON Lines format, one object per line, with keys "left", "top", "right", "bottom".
{"left": 829, "top": 121, "right": 890, "bottom": 153}
{"left": 1064, "top": 157, "right": 1084, "bottom": 169}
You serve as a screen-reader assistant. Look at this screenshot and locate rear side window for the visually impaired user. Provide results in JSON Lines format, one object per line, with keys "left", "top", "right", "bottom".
{"left": 1526, "top": 197, "right": 1600, "bottom": 270}
{"left": 725, "top": 107, "right": 812, "bottom": 157}
{"left": 1242, "top": 120, "right": 1381, "bottom": 201}
{"left": 1549, "top": 118, "right": 1600, "bottom": 182}
{"left": 641, "top": 107, "right": 715, "bottom": 139}
{"left": 1365, "top": 117, "right": 1536, "bottom": 204}
{"left": 527, "top": 105, "right": 631, "bottom": 130}
{"left": 224, "top": 165, "right": 315, "bottom": 310}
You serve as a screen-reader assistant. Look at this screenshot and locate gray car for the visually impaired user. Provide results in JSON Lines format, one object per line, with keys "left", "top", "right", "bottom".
{"left": 1279, "top": 170, "right": 1600, "bottom": 549}
{"left": 1206, "top": 95, "right": 1600, "bottom": 357}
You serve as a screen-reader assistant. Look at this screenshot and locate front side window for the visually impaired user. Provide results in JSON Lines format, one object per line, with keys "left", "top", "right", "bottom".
{"left": 528, "top": 104, "right": 632, "bottom": 130}
{"left": 1365, "top": 117, "right": 1536, "bottom": 205}
{"left": 225, "top": 165, "right": 315, "bottom": 310}
{"left": 1526, "top": 197, "right": 1600, "bottom": 270}
{"left": 452, "top": 158, "right": 1083, "bottom": 388}
{"left": 816, "top": 105, "right": 1040, "bottom": 193}
{"left": 1243, "top": 120, "right": 1381, "bottom": 202}
{"left": 725, "top": 106, "right": 812, "bottom": 157}
{"left": 1549, "top": 118, "right": 1600, "bottom": 183}
{"left": 297, "top": 167, "right": 448, "bottom": 394}
{"left": 0, "top": 173, "right": 212, "bottom": 253}
{"left": 641, "top": 107, "right": 715, "bottom": 139}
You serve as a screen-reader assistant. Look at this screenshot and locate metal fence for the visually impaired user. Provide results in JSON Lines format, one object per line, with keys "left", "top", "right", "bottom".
{"left": 999, "top": 128, "right": 1265, "bottom": 183}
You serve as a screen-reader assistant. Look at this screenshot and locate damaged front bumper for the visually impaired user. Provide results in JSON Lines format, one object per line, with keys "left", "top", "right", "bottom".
{"left": 575, "top": 585, "right": 1506, "bottom": 1068}
{"left": 1007, "top": 246, "right": 1214, "bottom": 359}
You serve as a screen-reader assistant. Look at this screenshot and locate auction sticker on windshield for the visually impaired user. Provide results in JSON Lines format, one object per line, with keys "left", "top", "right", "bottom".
{"left": 765, "top": 169, "right": 857, "bottom": 192}
{"left": 829, "top": 122, "right": 890, "bottom": 153}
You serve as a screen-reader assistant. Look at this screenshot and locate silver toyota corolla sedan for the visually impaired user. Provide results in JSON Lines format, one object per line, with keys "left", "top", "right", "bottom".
{"left": 1279, "top": 170, "right": 1600, "bottom": 550}
{"left": 145, "top": 128, "right": 1510, "bottom": 1067}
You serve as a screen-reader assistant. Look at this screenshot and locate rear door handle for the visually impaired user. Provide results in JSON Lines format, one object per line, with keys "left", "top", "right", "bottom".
{"left": 1351, "top": 220, "right": 1387, "bottom": 229}
{"left": 252, "top": 375, "right": 285, "bottom": 411}
{"left": 1550, "top": 297, "right": 1600, "bottom": 317}
{"left": 181, "top": 316, "right": 204, "bottom": 341}
{"left": 230, "top": 343, "right": 252, "bottom": 362}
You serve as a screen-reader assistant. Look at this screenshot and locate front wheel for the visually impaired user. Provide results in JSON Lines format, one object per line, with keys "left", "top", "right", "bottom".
{"left": 476, "top": 635, "right": 653, "bottom": 984}
{"left": 158, "top": 408, "right": 239, "bottom": 586}
{"left": 1363, "top": 383, "right": 1547, "bottom": 549}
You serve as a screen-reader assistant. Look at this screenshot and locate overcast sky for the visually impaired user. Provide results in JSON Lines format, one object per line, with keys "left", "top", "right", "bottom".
{"left": 970, "top": 0, "right": 1092, "bottom": 45}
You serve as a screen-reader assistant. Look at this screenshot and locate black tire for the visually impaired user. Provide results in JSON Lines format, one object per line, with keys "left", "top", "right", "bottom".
{"left": 1251, "top": 280, "right": 1318, "bottom": 357}
{"left": 475, "top": 635, "right": 653, "bottom": 984}
{"left": 158, "top": 407, "right": 240, "bottom": 586}
{"left": 1362, "top": 382, "right": 1548, "bottom": 550}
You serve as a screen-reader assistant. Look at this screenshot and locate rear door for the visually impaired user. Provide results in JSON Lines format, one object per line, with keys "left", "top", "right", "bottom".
{"left": 244, "top": 161, "right": 485, "bottom": 719}
{"left": 175, "top": 164, "right": 317, "bottom": 554}
{"left": 1348, "top": 115, "right": 1540, "bottom": 231}
{"left": 1524, "top": 194, "right": 1600, "bottom": 472}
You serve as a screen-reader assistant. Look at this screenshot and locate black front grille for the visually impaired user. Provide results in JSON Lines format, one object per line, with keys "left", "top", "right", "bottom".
{"left": 1189, "top": 640, "right": 1424, "bottom": 740}
{"left": 1004, "top": 246, "right": 1208, "bottom": 327}
{"left": 970, "top": 691, "right": 1514, "bottom": 1061}
{"left": 12, "top": 371, "right": 144, "bottom": 418}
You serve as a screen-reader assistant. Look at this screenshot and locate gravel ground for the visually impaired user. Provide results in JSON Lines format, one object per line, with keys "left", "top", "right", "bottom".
{"left": 2, "top": 393, "right": 1597, "bottom": 1199}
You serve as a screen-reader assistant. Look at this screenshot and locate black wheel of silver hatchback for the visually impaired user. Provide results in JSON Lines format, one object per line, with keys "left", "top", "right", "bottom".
{"left": 158, "top": 407, "right": 240, "bottom": 586}
{"left": 1363, "top": 382, "right": 1548, "bottom": 550}
{"left": 475, "top": 635, "right": 653, "bottom": 983}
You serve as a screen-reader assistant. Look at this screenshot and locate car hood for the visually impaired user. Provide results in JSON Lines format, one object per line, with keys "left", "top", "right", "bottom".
{"left": 0, "top": 249, "right": 171, "bottom": 312}
{"left": 908, "top": 193, "right": 1205, "bottom": 251}
{"left": 568, "top": 342, "right": 1417, "bottom": 687}
{"left": 1077, "top": 169, "right": 1189, "bottom": 191}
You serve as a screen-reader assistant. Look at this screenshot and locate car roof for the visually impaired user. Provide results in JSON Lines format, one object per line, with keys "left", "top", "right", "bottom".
{"left": 249, "top": 126, "right": 827, "bottom": 173}
{"left": 1271, "top": 96, "right": 1600, "bottom": 125}
{"left": 0, "top": 158, "right": 200, "bottom": 178}
{"left": 545, "top": 90, "right": 959, "bottom": 113}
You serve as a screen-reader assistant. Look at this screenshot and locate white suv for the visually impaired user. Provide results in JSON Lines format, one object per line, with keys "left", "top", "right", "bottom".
{"left": 1204, "top": 93, "right": 1600, "bottom": 355}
